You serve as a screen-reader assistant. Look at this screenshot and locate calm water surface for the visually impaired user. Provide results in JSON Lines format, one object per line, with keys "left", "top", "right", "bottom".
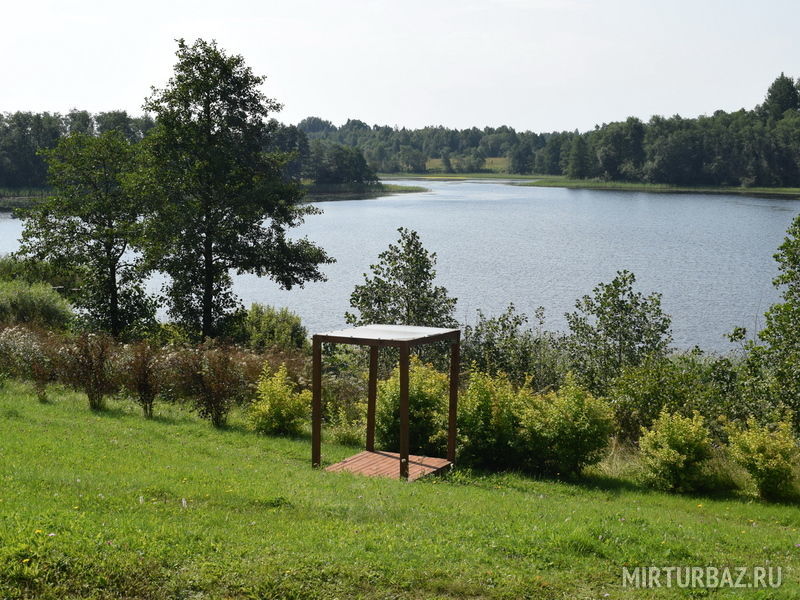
{"left": 1, "top": 180, "right": 798, "bottom": 352}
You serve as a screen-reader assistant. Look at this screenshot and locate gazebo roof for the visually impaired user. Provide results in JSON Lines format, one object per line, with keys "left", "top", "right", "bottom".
{"left": 314, "top": 324, "right": 459, "bottom": 347}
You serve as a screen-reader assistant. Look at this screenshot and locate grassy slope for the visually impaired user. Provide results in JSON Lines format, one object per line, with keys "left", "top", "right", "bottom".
{"left": 2, "top": 383, "right": 799, "bottom": 599}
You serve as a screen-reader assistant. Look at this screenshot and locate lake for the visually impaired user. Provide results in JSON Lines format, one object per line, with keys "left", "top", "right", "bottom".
{"left": 2, "top": 180, "right": 798, "bottom": 353}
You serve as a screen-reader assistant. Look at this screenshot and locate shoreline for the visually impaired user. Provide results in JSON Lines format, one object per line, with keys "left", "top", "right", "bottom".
{"left": 378, "top": 174, "right": 800, "bottom": 199}
{"left": 0, "top": 182, "right": 431, "bottom": 212}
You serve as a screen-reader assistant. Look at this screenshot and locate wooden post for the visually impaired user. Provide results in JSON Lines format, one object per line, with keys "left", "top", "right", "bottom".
{"left": 312, "top": 336, "right": 322, "bottom": 468}
{"left": 366, "top": 345, "right": 378, "bottom": 452}
{"left": 448, "top": 336, "right": 460, "bottom": 463}
{"left": 399, "top": 343, "right": 410, "bottom": 480}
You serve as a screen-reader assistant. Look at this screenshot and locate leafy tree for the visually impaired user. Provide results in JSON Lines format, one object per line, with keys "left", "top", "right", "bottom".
{"left": 267, "top": 121, "right": 309, "bottom": 181}
{"left": 761, "top": 73, "right": 799, "bottom": 121}
{"left": 95, "top": 110, "right": 135, "bottom": 140}
{"left": 759, "top": 213, "right": 800, "bottom": 424}
{"left": 19, "top": 130, "right": 154, "bottom": 338}
{"left": 306, "top": 140, "right": 377, "bottom": 185}
{"left": 463, "top": 304, "right": 566, "bottom": 391}
{"left": 0, "top": 111, "right": 63, "bottom": 188}
{"left": 566, "top": 134, "right": 590, "bottom": 179}
{"left": 565, "top": 270, "right": 672, "bottom": 394}
{"left": 140, "top": 38, "right": 332, "bottom": 340}
{"left": 65, "top": 109, "right": 94, "bottom": 135}
{"left": 346, "top": 227, "right": 457, "bottom": 328}
{"left": 507, "top": 141, "right": 534, "bottom": 174}
{"left": 297, "top": 116, "right": 337, "bottom": 137}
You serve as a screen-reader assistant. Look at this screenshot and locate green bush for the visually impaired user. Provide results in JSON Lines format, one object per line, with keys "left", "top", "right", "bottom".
{"left": 0, "top": 326, "right": 59, "bottom": 401}
{"left": 243, "top": 304, "right": 308, "bottom": 352}
{"left": 375, "top": 357, "right": 449, "bottom": 456}
{"left": 0, "top": 280, "right": 73, "bottom": 330}
{"left": 57, "top": 332, "right": 118, "bottom": 411}
{"left": 729, "top": 418, "right": 799, "bottom": 500}
{"left": 639, "top": 411, "right": 712, "bottom": 492}
{"left": 328, "top": 403, "right": 367, "bottom": 447}
{"left": 520, "top": 374, "right": 615, "bottom": 475}
{"left": 608, "top": 353, "right": 739, "bottom": 441}
{"left": 249, "top": 364, "right": 310, "bottom": 436}
{"left": 320, "top": 346, "right": 368, "bottom": 446}
{"left": 115, "top": 341, "right": 162, "bottom": 418}
{"left": 458, "top": 369, "right": 527, "bottom": 468}
{"left": 160, "top": 345, "right": 257, "bottom": 427}
{"left": 463, "top": 304, "right": 567, "bottom": 391}
{"left": 0, "top": 254, "right": 84, "bottom": 303}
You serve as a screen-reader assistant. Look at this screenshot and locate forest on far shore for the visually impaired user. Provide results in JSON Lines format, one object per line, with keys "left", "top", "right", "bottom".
{"left": 3, "top": 73, "right": 800, "bottom": 191}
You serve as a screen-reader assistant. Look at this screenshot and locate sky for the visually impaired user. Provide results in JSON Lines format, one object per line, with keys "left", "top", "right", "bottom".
{"left": 4, "top": 0, "right": 799, "bottom": 133}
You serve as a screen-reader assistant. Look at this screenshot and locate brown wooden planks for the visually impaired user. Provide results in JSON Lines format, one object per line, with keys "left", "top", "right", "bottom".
{"left": 325, "top": 450, "right": 451, "bottom": 481}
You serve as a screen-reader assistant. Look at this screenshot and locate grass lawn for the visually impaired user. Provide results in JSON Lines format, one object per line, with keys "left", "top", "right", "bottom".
{"left": 1, "top": 381, "right": 799, "bottom": 599}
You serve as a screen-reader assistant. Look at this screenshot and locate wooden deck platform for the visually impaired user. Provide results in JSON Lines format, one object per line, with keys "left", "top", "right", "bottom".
{"left": 326, "top": 450, "right": 451, "bottom": 481}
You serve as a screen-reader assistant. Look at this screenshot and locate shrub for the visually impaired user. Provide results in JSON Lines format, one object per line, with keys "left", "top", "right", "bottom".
{"left": 458, "top": 369, "right": 527, "bottom": 469}
{"left": 463, "top": 304, "right": 567, "bottom": 391}
{"left": 115, "top": 341, "right": 162, "bottom": 418}
{"left": 160, "top": 345, "right": 252, "bottom": 427}
{"left": 0, "top": 326, "right": 59, "bottom": 401}
{"left": 328, "top": 408, "right": 367, "bottom": 446}
{"left": 565, "top": 270, "right": 672, "bottom": 395}
{"left": 375, "top": 357, "right": 449, "bottom": 456}
{"left": 244, "top": 304, "right": 308, "bottom": 352}
{"left": 608, "top": 353, "right": 740, "bottom": 442}
{"left": 249, "top": 364, "right": 310, "bottom": 436}
{"left": 520, "top": 374, "right": 615, "bottom": 475}
{"left": 639, "top": 411, "right": 712, "bottom": 492}
{"left": 58, "top": 333, "right": 118, "bottom": 411}
{"left": 729, "top": 418, "right": 799, "bottom": 500}
{"left": 321, "top": 345, "right": 368, "bottom": 445}
{"left": 0, "top": 280, "right": 73, "bottom": 330}
{"left": 0, "top": 254, "right": 84, "bottom": 304}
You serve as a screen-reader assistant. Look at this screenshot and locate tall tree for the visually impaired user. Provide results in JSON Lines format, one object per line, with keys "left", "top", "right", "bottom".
{"left": 759, "top": 213, "right": 800, "bottom": 422}
{"left": 762, "top": 73, "right": 799, "bottom": 121}
{"left": 346, "top": 227, "right": 457, "bottom": 328}
{"left": 565, "top": 270, "right": 672, "bottom": 394}
{"left": 141, "top": 38, "right": 332, "bottom": 340}
{"left": 19, "top": 130, "right": 154, "bottom": 338}
{"left": 566, "top": 134, "right": 591, "bottom": 179}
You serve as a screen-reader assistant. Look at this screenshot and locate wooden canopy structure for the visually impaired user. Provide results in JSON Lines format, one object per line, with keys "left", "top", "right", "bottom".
{"left": 312, "top": 324, "right": 460, "bottom": 480}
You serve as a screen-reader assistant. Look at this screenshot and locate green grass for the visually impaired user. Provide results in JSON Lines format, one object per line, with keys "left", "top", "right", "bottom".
{"left": 424, "top": 157, "right": 510, "bottom": 173}
{"left": 519, "top": 176, "right": 800, "bottom": 198}
{"left": 303, "top": 182, "right": 428, "bottom": 202}
{"left": 379, "top": 172, "right": 540, "bottom": 181}
{"left": 2, "top": 382, "right": 800, "bottom": 598}
{"left": 380, "top": 170, "right": 800, "bottom": 198}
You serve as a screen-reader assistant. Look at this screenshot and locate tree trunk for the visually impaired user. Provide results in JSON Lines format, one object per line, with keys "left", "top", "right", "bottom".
{"left": 201, "top": 236, "right": 214, "bottom": 341}
{"left": 108, "top": 262, "right": 120, "bottom": 338}
{"left": 103, "top": 231, "right": 120, "bottom": 338}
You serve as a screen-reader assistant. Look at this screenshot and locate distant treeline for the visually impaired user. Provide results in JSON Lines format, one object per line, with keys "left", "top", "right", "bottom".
{"left": 4, "top": 73, "right": 800, "bottom": 190}
{"left": 298, "top": 73, "right": 800, "bottom": 187}
{"left": 0, "top": 110, "right": 377, "bottom": 191}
